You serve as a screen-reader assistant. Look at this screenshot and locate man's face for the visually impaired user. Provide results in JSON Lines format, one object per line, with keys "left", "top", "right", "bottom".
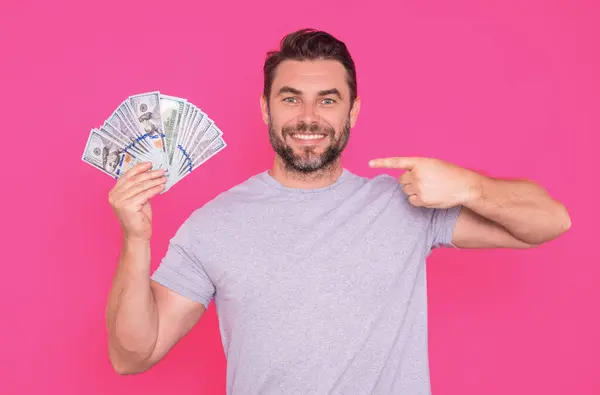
{"left": 261, "top": 59, "right": 360, "bottom": 174}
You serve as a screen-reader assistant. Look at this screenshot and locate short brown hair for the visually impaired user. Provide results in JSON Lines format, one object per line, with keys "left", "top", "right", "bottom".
{"left": 263, "top": 28, "right": 358, "bottom": 105}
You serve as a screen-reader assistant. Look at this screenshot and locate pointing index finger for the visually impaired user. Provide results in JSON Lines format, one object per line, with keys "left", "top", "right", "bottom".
{"left": 369, "top": 157, "right": 416, "bottom": 170}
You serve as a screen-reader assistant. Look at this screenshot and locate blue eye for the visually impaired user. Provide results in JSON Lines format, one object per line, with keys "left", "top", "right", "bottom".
{"left": 283, "top": 97, "right": 298, "bottom": 103}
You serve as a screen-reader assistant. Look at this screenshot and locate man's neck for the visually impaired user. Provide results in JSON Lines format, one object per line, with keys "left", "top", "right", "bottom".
{"left": 268, "top": 157, "right": 344, "bottom": 190}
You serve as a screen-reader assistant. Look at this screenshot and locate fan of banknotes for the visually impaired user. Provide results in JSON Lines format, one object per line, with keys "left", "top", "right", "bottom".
{"left": 81, "top": 91, "right": 227, "bottom": 192}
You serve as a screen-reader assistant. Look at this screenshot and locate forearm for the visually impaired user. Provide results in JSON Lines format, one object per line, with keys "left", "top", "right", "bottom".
{"left": 464, "top": 175, "right": 571, "bottom": 245}
{"left": 106, "top": 237, "right": 159, "bottom": 373}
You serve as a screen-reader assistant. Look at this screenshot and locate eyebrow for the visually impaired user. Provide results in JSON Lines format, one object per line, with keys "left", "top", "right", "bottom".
{"left": 318, "top": 88, "right": 343, "bottom": 100}
{"left": 277, "top": 86, "right": 343, "bottom": 100}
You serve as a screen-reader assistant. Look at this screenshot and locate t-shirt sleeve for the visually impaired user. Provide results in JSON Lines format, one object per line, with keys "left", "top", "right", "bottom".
{"left": 151, "top": 213, "right": 216, "bottom": 309}
{"left": 427, "top": 205, "right": 463, "bottom": 249}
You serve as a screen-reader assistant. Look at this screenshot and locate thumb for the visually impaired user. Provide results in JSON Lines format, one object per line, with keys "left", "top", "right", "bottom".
{"left": 369, "top": 157, "right": 417, "bottom": 170}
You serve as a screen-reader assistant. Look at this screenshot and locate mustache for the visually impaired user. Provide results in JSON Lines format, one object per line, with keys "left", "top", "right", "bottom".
{"left": 282, "top": 121, "right": 334, "bottom": 136}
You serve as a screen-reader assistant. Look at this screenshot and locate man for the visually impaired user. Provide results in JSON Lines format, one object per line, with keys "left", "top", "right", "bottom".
{"left": 105, "top": 29, "right": 571, "bottom": 394}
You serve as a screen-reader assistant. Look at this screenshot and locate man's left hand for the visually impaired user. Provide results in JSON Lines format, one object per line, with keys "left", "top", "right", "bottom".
{"left": 369, "top": 157, "right": 483, "bottom": 209}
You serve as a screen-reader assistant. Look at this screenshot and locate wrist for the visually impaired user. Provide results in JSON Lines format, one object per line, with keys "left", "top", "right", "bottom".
{"left": 119, "top": 235, "right": 152, "bottom": 272}
{"left": 122, "top": 235, "right": 151, "bottom": 250}
{"left": 462, "top": 171, "right": 489, "bottom": 207}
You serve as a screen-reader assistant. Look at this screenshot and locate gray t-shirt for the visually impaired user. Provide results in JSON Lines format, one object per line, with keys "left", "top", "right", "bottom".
{"left": 151, "top": 168, "right": 461, "bottom": 394}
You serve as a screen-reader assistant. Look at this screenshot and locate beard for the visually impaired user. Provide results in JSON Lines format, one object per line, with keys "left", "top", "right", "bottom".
{"left": 268, "top": 112, "right": 351, "bottom": 174}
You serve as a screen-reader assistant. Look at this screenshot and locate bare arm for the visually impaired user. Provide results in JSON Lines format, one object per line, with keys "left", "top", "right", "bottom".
{"left": 106, "top": 237, "right": 157, "bottom": 373}
{"left": 106, "top": 239, "right": 207, "bottom": 374}
{"left": 105, "top": 163, "right": 206, "bottom": 374}
{"left": 452, "top": 177, "right": 571, "bottom": 248}
{"left": 367, "top": 156, "right": 571, "bottom": 249}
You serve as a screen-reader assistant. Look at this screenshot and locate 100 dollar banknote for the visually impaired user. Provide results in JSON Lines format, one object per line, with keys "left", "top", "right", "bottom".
{"left": 81, "top": 91, "right": 227, "bottom": 191}
{"left": 81, "top": 129, "right": 143, "bottom": 179}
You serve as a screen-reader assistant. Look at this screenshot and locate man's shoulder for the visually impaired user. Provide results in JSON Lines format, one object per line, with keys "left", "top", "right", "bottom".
{"left": 346, "top": 169, "right": 401, "bottom": 196}
{"left": 183, "top": 171, "right": 270, "bottom": 223}
{"left": 361, "top": 172, "right": 400, "bottom": 189}
{"left": 211, "top": 170, "right": 271, "bottom": 204}
{"left": 349, "top": 170, "right": 438, "bottom": 218}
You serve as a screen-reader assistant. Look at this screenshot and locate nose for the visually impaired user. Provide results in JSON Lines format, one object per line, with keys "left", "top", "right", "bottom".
{"left": 299, "top": 101, "right": 318, "bottom": 123}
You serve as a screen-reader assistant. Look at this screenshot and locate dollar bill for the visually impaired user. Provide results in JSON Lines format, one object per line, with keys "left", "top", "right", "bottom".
{"left": 179, "top": 102, "right": 193, "bottom": 140}
{"left": 81, "top": 129, "right": 142, "bottom": 179}
{"left": 159, "top": 94, "right": 187, "bottom": 167}
{"left": 172, "top": 110, "right": 212, "bottom": 172}
{"left": 183, "top": 111, "right": 212, "bottom": 153}
{"left": 83, "top": 91, "right": 227, "bottom": 191}
{"left": 128, "top": 92, "right": 167, "bottom": 154}
{"left": 129, "top": 92, "right": 171, "bottom": 175}
{"left": 99, "top": 122, "right": 151, "bottom": 161}
{"left": 178, "top": 123, "right": 222, "bottom": 175}
{"left": 175, "top": 123, "right": 221, "bottom": 176}
{"left": 107, "top": 108, "right": 152, "bottom": 153}
{"left": 176, "top": 104, "right": 197, "bottom": 152}
{"left": 166, "top": 137, "right": 227, "bottom": 190}
{"left": 194, "top": 136, "right": 226, "bottom": 169}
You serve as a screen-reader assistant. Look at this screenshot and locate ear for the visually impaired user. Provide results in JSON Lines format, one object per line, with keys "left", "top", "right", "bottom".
{"left": 349, "top": 96, "right": 361, "bottom": 127}
{"left": 260, "top": 93, "right": 269, "bottom": 125}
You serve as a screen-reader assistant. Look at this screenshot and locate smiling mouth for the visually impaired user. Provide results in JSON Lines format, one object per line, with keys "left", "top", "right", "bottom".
{"left": 290, "top": 133, "right": 326, "bottom": 140}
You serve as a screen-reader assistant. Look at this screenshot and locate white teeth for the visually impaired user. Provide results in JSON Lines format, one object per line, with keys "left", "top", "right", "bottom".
{"left": 292, "top": 134, "right": 325, "bottom": 140}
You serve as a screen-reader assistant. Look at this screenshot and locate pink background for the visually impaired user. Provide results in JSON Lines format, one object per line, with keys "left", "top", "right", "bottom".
{"left": 1, "top": 0, "right": 598, "bottom": 394}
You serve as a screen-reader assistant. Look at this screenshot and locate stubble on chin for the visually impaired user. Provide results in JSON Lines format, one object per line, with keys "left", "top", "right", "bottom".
{"left": 267, "top": 116, "right": 351, "bottom": 178}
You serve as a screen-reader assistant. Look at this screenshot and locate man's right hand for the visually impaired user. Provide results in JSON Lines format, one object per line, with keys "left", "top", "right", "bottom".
{"left": 108, "top": 162, "right": 167, "bottom": 241}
